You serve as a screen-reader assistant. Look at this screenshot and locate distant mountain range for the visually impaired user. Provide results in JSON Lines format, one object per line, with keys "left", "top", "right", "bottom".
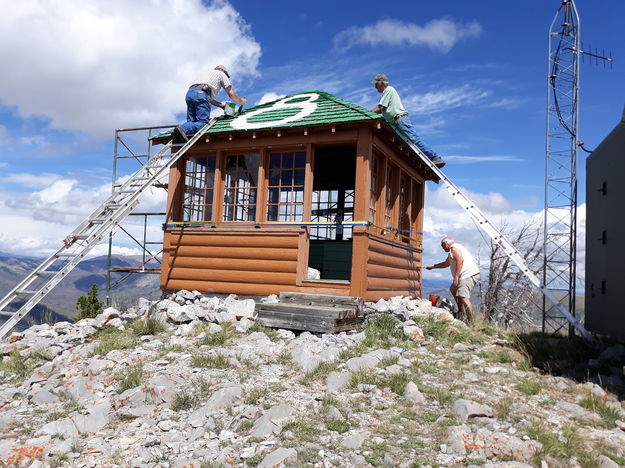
{"left": 0, "top": 254, "right": 161, "bottom": 330}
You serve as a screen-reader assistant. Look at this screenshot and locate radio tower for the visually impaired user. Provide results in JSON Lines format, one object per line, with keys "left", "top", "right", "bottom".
{"left": 543, "top": 0, "right": 580, "bottom": 335}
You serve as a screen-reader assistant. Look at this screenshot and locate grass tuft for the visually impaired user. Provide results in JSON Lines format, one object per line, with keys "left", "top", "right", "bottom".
{"left": 325, "top": 420, "right": 350, "bottom": 433}
{"left": 192, "top": 353, "right": 230, "bottom": 369}
{"left": 526, "top": 422, "right": 596, "bottom": 467}
{"left": 129, "top": 317, "right": 165, "bottom": 336}
{"left": 580, "top": 396, "right": 622, "bottom": 424}
{"left": 300, "top": 361, "right": 338, "bottom": 386}
{"left": 516, "top": 378, "right": 543, "bottom": 396}
{"left": 249, "top": 322, "right": 279, "bottom": 340}
{"left": 91, "top": 327, "right": 139, "bottom": 356}
{"left": 197, "top": 323, "right": 236, "bottom": 347}
{"left": 116, "top": 363, "right": 144, "bottom": 393}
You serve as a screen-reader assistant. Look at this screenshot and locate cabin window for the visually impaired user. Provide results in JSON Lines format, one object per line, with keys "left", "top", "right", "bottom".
{"left": 267, "top": 151, "right": 306, "bottom": 221}
{"left": 223, "top": 154, "right": 259, "bottom": 221}
{"left": 411, "top": 180, "right": 423, "bottom": 246}
{"left": 398, "top": 173, "right": 411, "bottom": 243}
{"left": 369, "top": 155, "right": 380, "bottom": 224}
{"left": 384, "top": 164, "right": 398, "bottom": 229}
{"left": 182, "top": 156, "right": 216, "bottom": 221}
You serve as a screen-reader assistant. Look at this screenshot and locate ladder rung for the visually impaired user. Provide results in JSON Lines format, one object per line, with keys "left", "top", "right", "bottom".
{"left": 17, "top": 290, "right": 38, "bottom": 295}
{"left": 119, "top": 190, "right": 136, "bottom": 193}
{"left": 90, "top": 219, "right": 106, "bottom": 224}
{"left": 56, "top": 253, "right": 78, "bottom": 257}
{"left": 38, "top": 271, "right": 60, "bottom": 276}
{"left": 0, "top": 311, "right": 14, "bottom": 317}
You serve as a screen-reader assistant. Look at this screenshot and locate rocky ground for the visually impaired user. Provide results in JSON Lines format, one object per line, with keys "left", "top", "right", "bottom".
{"left": 0, "top": 291, "right": 624, "bottom": 468}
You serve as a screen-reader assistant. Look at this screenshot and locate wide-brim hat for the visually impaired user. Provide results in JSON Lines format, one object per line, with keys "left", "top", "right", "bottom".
{"left": 215, "top": 65, "right": 230, "bottom": 78}
{"left": 371, "top": 73, "right": 389, "bottom": 84}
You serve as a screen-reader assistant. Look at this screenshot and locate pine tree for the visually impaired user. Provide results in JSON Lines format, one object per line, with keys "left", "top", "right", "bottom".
{"left": 76, "top": 284, "right": 104, "bottom": 320}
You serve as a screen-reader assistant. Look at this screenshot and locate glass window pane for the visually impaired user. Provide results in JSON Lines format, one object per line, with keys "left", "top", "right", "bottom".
{"left": 281, "top": 170, "right": 293, "bottom": 186}
{"left": 267, "top": 204, "right": 278, "bottom": 221}
{"left": 268, "top": 188, "right": 279, "bottom": 204}
{"left": 269, "top": 153, "right": 281, "bottom": 168}
{"left": 269, "top": 170, "right": 280, "bottom": 186}
{"left": 294, "top": 151, "right": 306, "bottom": 168}
{"left": 282, "top": 152, "right": 293, "bottom": 168}
{"left": 294, "top": 168, "right": 304, "bottom": 186}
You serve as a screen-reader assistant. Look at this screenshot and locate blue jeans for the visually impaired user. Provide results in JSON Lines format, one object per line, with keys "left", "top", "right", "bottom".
{"left": 181, "top": 86, "right": 211, "bottom": 134}
{"left": 394, "top": 117, "right": 438, "bottom": 161}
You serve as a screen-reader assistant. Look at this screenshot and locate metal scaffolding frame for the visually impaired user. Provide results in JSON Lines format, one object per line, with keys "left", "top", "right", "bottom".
{"left": 543, "top": 0, "right": 580, "bottom": 335}
{"left": 105, "top": 125, "right": 174, "bottom": 305}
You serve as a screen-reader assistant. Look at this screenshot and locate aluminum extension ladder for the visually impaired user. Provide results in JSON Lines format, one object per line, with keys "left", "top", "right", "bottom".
{"left": 0, "top": 120, "right": 217, "bottom": 340}
{"left": 406, "top": 141, "right": 591, "bottom": 339}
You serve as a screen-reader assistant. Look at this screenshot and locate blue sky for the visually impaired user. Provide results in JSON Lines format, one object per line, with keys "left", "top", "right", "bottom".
{"left": 0, "top": 0, "right": 623, "bottom": 283}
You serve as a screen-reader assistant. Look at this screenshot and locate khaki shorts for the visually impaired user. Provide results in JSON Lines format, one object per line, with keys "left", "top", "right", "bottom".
{"left": 450, "top": 273, "right": 480, "bottom": 298}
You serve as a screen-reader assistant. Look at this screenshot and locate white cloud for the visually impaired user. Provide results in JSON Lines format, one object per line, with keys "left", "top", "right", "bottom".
{"left": 257, "top": 92, "right": 285, "bottom": 106}
{"left": 334, "top": 18, "right": 481, "bottom": 53}
{"left": 402, "top": 85, "right": 490, "bottom": 114}
{"left": 1, "top": 172, "right": 63, "bottom": 188}
{"left": 422, "top": 183, "right": 586, "bottom": 292}
{"left": 0, "top": 167, "right": 169, "bottom": 258}
{"left": 0, "top": 0, "right": 261, "bottom": 137}
{"left": 444, "top": 155, "right": 525, "bottom": 164}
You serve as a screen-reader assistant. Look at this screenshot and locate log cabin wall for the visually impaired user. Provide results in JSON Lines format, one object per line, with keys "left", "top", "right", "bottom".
{"left": 161, "top": 228, "right": 304, "bottom": 296}
{"left": 365, "top": 232, "right": 422, "bottom": 301}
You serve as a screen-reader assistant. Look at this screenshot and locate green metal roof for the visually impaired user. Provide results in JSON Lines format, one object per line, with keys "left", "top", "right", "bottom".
{"left": 206, "top": 90, "right": 382, "bottom": 134}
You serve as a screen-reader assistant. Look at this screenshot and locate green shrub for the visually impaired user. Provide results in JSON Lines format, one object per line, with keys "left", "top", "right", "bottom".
{"left": 325, "top": 420, "right": 350, "bottom": 433}
{"left": 76, "top": 284, "right": 104, "bottom": 320}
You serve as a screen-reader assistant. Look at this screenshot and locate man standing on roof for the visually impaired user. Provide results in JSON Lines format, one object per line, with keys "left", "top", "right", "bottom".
{"left": 426, "top": 237, "right": 480, "bottom": 322}
{"left": 371, "top": 74, "right": 445, "bottom": 168}
{"left": 175, "top": 65, "right": 247, "bottom": 142}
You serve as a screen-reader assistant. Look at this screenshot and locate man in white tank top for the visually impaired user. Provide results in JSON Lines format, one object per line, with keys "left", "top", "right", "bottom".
{"left": 425, "top": 236, "right": 480, "bottom": 322}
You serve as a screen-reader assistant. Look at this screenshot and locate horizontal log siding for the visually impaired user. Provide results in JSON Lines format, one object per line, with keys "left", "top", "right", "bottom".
{"left": 161, "top": 228, "right": 303, "bottom": 296}
{"left": 365, "top": 233, "right": 422, "bottom": 301}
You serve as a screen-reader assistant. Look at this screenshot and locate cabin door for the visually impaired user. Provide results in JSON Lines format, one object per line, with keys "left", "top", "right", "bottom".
{"left": 307, "top": 146, "right": 356, "bottom": 281}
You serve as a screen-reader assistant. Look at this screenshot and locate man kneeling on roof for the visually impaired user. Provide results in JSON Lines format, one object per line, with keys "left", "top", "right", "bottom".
{"left": 174, "top": 65, "right": 247, "bottom": 142}
{"left": 371, "top": 73, "right": 445, "bottom": 169}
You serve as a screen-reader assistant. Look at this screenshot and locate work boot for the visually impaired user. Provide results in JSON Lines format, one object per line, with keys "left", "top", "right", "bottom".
{"left": 174, "top": 126, "right": 189, "bottom": 144}
{"left": 431, "top": 156, "right": 446, "bottom": 169}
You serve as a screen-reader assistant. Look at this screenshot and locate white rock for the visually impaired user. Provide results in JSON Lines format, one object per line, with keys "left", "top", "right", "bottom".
{"left": 404, "top": 381, "right": 427, "bottom": 404}
{"left": 453, "top": 399, "right": 495, "bottom": 421}
{"left": 258, "top": 447, "right": 297, "bottom": 468}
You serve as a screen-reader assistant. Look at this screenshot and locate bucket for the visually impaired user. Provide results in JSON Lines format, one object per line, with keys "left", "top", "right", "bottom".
{"left": 223, "top": 102, "right": 237, "bottom": 117}
{"left": 429, "top": 294, "right": 439, "bottom": 307}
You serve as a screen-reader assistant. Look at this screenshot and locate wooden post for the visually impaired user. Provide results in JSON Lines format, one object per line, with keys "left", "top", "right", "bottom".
{"left": 350, "top": 128, "right": 373, "bottom": 298}
{"left": 303, "top": 143, "right": 314, "bottom": 222}
{"left": 165, "top": 158, "right": 185, "bottom": 223}
{"left": 257, "top": 148, "right": 268, "bottom": 223}
{"left": 353, "top": 128, "right": 372, "bottom": 222}
{"left": 213, "top": 150, "right": 225, "bottom": 221}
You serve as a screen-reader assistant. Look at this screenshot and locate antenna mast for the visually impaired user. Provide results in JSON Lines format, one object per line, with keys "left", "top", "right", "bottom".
{"left": 543, "top": 0, "right": 580, "bottom": 335}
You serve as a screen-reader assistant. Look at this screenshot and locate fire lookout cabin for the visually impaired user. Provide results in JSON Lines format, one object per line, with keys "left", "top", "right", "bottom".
{"left": 154, "top": 91, "right": 439, "bottom": 301}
